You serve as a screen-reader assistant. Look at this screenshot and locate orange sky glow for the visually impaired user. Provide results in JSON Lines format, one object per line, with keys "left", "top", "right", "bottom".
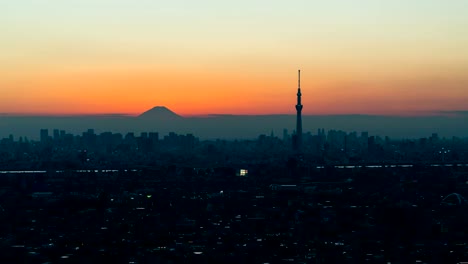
{"left": 1, "top": 1, "right": 468, "bottom": 116}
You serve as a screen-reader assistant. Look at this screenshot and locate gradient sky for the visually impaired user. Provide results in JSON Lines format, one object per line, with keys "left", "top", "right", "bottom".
{"left": 1, "top": 0, "right": 468, "bottom": 116}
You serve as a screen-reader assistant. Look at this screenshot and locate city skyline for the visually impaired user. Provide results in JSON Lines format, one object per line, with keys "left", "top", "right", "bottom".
{"left": 2, "top": 1, "right": 468, "bottom": 116}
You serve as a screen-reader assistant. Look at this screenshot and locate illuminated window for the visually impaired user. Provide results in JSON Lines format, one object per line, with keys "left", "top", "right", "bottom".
{"left": 240, "top": 169, "right": 248, "bottom": 176}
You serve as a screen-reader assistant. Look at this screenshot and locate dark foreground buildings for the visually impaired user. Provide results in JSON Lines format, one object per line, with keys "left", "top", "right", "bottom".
{"left": 2, "top": 163, "right": 468, "bottom": 263}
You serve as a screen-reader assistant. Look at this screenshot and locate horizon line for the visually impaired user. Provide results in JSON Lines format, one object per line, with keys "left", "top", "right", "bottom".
{"left": 1, "top": 110, "right": 467, "bottom": 118}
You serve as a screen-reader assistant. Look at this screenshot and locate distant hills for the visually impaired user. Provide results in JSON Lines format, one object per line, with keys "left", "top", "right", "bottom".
{"left": 1, "top": 106, "right": 468, "bottom": 140}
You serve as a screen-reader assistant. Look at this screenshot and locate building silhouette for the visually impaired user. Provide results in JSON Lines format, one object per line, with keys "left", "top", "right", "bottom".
{"left": 40, "top": 129, "right": 49, "bottom": 144}
{"left": 293, "top": 70, "right": 303, "bottom": 153}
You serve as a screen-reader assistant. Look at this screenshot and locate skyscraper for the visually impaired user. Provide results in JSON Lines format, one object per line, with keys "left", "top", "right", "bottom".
{"left": 294, "top": 70, "right": 303, "bottom": 152}
{"left": 40, "top": 129, "right": 49, "bottom": 144}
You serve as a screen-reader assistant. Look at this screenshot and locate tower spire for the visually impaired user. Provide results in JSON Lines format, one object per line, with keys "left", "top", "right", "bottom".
{"left": 298, "top": 69, "right": 301, "bottom": 90}
{"left": 294, "top": 69, "right": 303, "bottom": 153}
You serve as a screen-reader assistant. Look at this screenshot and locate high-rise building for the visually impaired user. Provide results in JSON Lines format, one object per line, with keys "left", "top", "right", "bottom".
{"left": 40, "top": 129, "right": 49, "bottom": 144}
{"left": 149, "top": 132, "right": 159, "bottom": 142}
{"left": 294, "top": 70, "right": 303, "bottom": 152}
{"left": 53, "top": 129, "right": 60, "bottom": 141}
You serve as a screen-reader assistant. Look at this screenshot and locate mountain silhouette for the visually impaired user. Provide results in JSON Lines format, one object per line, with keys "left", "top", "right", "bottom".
{"left": 138, "top": 106, "right": 182, "bottom": 119}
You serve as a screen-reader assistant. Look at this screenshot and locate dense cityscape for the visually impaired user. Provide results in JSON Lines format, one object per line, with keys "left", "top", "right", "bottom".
{"left": 0, "top": 127, "right": 467, "bottom": 170}
{"left": 1, "top": 74, "right": 468, "bottom": 263}
{"left": 1, "top": 127, "right": 468, "bottom": 263}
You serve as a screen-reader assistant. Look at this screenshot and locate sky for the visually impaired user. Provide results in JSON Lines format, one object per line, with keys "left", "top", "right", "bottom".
{"left": 1, "top": 0, "right": 468, "bottom": 116}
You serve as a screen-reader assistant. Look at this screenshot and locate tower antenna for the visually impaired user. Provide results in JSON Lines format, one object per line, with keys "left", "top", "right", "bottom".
{"left": 298, "top": 69, "right": 301, "bottom": 89}
{"left": 294, "top": 69, "right": 303, "bottom": 153}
